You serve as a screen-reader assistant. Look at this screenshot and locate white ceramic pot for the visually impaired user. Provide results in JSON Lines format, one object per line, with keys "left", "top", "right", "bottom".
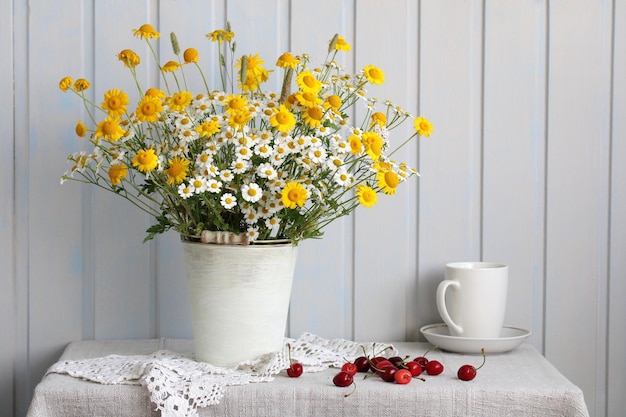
{"left": 182, "top": 240, "right": 298, "bottom": 366}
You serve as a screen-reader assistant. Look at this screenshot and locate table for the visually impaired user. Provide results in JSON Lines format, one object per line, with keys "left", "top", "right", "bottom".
{"left": 26, "top": 338, "right": 590, "bottom": 417}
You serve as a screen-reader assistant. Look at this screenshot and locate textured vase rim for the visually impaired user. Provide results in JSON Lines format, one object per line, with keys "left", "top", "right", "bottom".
{"left": 180, "top": 234, "right": 293, "bottom": 246}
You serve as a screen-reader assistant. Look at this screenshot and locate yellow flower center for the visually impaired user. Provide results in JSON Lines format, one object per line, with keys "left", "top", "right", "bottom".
{"left": 303, "top": 75, "right": 317, "bottom": 88}
{"left": 384, "top": 171, "right": 399, "bottom": 188}
{"left": 140, "top": 102, "right": 156, "bottom": 116}
{"left": 101, "top": 121, "right": 117, "bottom": 135}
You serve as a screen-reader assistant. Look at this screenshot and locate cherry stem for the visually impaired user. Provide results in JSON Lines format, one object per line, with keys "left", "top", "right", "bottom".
{"left": 344, "top": 381, "right": 357, "bottom": 397}
{"left": 287, "top": 343, "right": 294, "bottom": 365}
{"left": 475, "top": 348, "right": 487, "bottom": 371}
{"left": 422, "top": 345, "right": 439, "bottom": 357}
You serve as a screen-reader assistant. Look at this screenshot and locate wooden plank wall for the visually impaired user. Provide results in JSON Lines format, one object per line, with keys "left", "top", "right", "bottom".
{"left": 2, "top": 1, "right": 624, "bottom": 416}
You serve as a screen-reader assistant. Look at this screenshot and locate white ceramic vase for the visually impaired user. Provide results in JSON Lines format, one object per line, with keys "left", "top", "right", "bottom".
{"left": 182, "top": 240, "right": 298, "bottom": 366}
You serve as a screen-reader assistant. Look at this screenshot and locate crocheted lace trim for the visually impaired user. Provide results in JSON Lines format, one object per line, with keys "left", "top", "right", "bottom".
{"left": 47, "top": 332, "right": 396, "bottom": 417}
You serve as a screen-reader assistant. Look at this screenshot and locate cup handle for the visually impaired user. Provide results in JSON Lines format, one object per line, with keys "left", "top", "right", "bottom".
{"left": 436, "top": 280, "right": 463, "bottom": 335}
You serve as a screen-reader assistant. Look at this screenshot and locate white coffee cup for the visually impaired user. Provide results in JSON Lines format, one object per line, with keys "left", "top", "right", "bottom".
{"left": 436, "top": 262, "right": 508, "bottom": 338}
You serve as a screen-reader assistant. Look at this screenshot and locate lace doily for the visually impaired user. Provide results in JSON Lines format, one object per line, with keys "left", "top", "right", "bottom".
{"left": 47, "top": 332, "right": 396, "bottom": 417}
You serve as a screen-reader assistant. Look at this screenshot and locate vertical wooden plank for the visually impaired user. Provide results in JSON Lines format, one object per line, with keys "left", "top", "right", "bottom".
{"left": 225, "top": 0, "right": 290, "bottom": 93}
{"left": 608, "top": 0, "right": 626, "bottom": 415}
{"left": 24, "top": 0, "right": 87, "bottom": 414}
{"left": 417, "top": 0, "right": 484, "bottom": 330}
{"left": 353, "top": 0, "right": 420, "bottom": 342}
{"left": 288, "top": 0, "right": 356, "bottom": 340}
{"left": 12, "top": 1, "right": 29, "bottom": 414}
{"left": 90, "top": 0, "right": 156, "bottom": 339}
{"left": 0, "top": 0, "right": 15, "bottom": 414}
{"left": 545, "top": 1, "right": 612, "bottom": 416}
{"left": 155, "top": 0, "right": 227, "bottom": 338}
{"left": 482, "top": 0, "right": 547, "bottom": 348}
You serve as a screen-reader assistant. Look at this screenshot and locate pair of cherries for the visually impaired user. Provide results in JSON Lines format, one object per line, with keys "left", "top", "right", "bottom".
{"left": 417, "top": 346, "right": 487, "bottom": 381}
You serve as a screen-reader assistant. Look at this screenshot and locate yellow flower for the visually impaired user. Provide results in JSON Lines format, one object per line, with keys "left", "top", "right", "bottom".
{"left": 108, "top": 164, "right": 128, "bottom": 186}
{"left": 363, "top": 65, "right": 385, "bottom": 85}
{"left": 136, "top": 95, "right": 163, "bottom": 123}
{"left": 376, "top": 169, "right": 400, "bottom": 195}
{"left": 237, "top": 54, "right": 269, "bottom": 92}
{"left": 270, "top": 105, "right": 296, "bottom": 133}
{"left": 161, "top": 61, "right": 180, "bottom": 73}
{"left": 302, "top": 106, "right": 324, "bottom": 128}
{"left": 167, "top": 91, "right": 193, "bottom": 112}
{"left": 183, "top": 48, "right": 199, "bottom": 64}
{"left": 296, "top": 70, "right": 322, "bottom": 93}
{"left": 206, "top": 29, "right": 234, "bottom": 42}
{"left": 276, "top": 52, "right": 300, "bottom": 69}
{"left": 224, "top": 94, "right": 249, "bottom": 114}
{"left": 73, "top": 79, "right": 90, "bottom": 92}
{"left": 348, "top": 134, "right": 363, "bottom": 155}
{"left": 75, "top": 120, "right": 88, "bottom": 137}
{"left": 370, "top": 112, "right": 387, "bottom": 128}
{"left": 164, "top": 157, "right": 190, "bottom": 185}
{"left": 228, "top": 109, "right": 253, "bottom": 131}
{"left": 145, "top": 88, "right": 166, "bottom": 99}
{"left": 95, "top": 117, "right": 126, "bottom": 142}
{"left": 324, "top": 95, "right": 342, "bottom": 112}
{"left": 59, "top": 77, "right": 73, "bottom": 92}
{"left": 117, "top": 49, "right": 141, "bottom": 68}
{"left": 362, "top": 131, "right": 384, "bottom": 161}
{"left": 281, "top": 181, "right": 308, "bottom": 209}
{"left": 132, "top": 149, "right": 158, "bottom": 173}
{"left": 102, "top": 89, "right": 129, "bottom": 118}
{"left": 196, "top": 119, "right": 221, "bottom": 137}
{"left": 133, "top": 23, "right": 160, "bottom": 39}
{"left": 334, "top": 35, "right": 351, "bottom": 51}
{"left": 356, "top": 185, "right": 377, "bottom": 208}
{"left": 414, "top": 116, "right": 434, "bottom": 137}
{"left": 295, "top": 91, "right": 322, "bottom": 108}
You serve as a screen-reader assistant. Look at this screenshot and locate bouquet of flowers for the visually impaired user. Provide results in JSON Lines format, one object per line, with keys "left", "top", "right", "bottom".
{"left": 59, "top": 23, "right": 433, "bottom": 244}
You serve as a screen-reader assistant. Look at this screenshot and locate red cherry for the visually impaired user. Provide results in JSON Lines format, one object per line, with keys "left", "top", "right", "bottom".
{"left": 333, "top": 371, "right": 357, "bottom": 397}
{"left": 458, "top": 348, "right": 486, "bottom": 381}
{"left": 285, "top": 343, "right": 303, "bottom": 377}
{"left": 341, "top": 362, "right": 358, "bottom": 376}
{"left": 372, "top": 359, "right": 394, "bottom": 374}
{"left": 414, "top": 345, "right": 438, "bottom": 370}
{"left": 425, "top": 360, "right": 444, "bottom": 375}
{"left": 394, "top": 369, "right": 412, "bottom": 384}
{"left": 405, "top": 361, "right": 423, "bottom": 377}
{"left": 378, "top": 365, "right": 398, "bottom": 382}
{"left": 354, "top": 356, "right": 370, "bottom": 372}
{"left": 370, "top": 356, "right": 390, "bottom": 368}
{"left": 457, "top": 364, "right": 476, "bottom": 381}
{"left": 333, "top": 371, "right": 354, "bottom": 387}
{"left": 414, "top": 356, "right": 428, "bottom": 369}
{"left": 287, "top": 362, "right": 303, "bottom": 377}
{"left": 388, "top": 356, "right": 405, "bottom": 369}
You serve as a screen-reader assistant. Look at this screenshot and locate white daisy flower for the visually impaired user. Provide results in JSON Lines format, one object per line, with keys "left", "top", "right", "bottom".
{"left": 257, "top": 163, "right": 277, "bottom": 180}
{"left": 178, "top": 183, "right": 195, "bottom": 198}
{"left": 244, "top": 208, "right": 259, "bottom": 225}
{"left": 206, "top": 178, "right": 222, "bottom": 193}
{"left": 254, "top": 143, "right": 274, "bottom": 158}
{"left": 246, "top": 226, "right": 259, "bottom": 242}
{"left": 220, "top": 193, "right": 237, "bottom": 209}
{"left": 219, "top": 169, "right": 234, "bottom": 182}
{"left": 308, "top": 147, "right": 327, "bottom": 164}
{"left": 190, "top": 176, "right": 207, "bottom": 194}
{"left": 232, "top": 159, "right": 250, "bottom": 174}
{"left": 241, "top": 182, "right": 262, "bottom": 203}
{"left": 333, "top": 168, "right": 353, "bottom": 187}
{"left": 265, "top": 217, "right": 280, "bottom": 229}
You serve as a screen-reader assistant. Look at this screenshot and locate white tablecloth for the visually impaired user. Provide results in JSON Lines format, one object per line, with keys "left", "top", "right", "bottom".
{"left": 27, "top": 338, "right": 589, "bottom": 417}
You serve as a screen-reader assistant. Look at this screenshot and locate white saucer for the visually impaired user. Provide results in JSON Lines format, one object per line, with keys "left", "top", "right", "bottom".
{"left": 420, "top": 323, "right": 531, "bottom": 354}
